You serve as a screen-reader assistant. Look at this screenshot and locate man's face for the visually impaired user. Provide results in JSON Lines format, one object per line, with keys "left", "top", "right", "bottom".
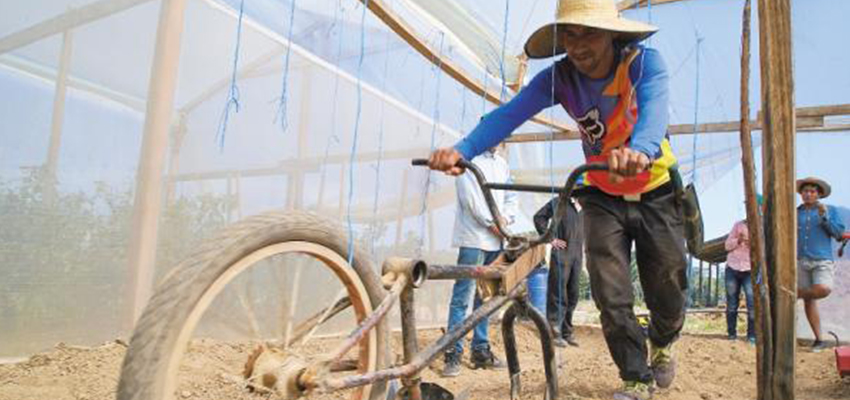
{"left": 559, "top": 25, "right": 616, "bottom": 78}
{"left": 800, "top": 185, "right": 821, "bottom": 205}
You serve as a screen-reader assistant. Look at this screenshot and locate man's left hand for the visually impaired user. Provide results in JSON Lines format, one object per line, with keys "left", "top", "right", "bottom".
{"left": 818, "top": 203, "right": 827, "bottom": 217}
{"left": 607, "top": 147, "right": 650, "bottom": 183}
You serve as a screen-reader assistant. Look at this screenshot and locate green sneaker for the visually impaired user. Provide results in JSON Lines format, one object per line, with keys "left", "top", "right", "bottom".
{"left": 613, "top": 381, "right": 654, "bottom": 400}
{"left": 650, "top": 341, "right": 676, "bottom": 388}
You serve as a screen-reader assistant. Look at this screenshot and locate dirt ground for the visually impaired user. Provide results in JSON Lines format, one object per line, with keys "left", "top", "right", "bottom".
{"left": 2, "top": 318, "right": 848, "bottom": 400}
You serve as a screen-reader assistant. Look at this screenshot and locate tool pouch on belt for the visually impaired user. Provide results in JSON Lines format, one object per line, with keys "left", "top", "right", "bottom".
{"left": 669, "top": 167, "right": 705, "bottom": 256}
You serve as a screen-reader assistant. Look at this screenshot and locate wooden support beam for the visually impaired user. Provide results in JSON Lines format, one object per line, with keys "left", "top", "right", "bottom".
{"left": 507, "top": 104, "right": 850, "bottom": 143}
{"left": 758, "top": 0, "right": 796, "bottom": 398}
{"left": 126, "top": 0, "right": 187, "bottom": 327}
{"left": 337, "top": 164, "right": 346, "bottom": 216}
{"left": 44, "top": 29, "right": 73, "bottom": 201}
{"left": 505, "top": 130, "right": 581, "bottom": 143}
{"left": 0, "top": 0, "right": 154, "bottom": 54}
{"left": 0, "top": 54, "right": 146, "bottom": 112}
{"left": 164, "top": 113, "right": 188, "bottom": 205}
{"left": 738, "top": 2, "right": 772, "bottom": 398}
{"left": 168, "top": 147, "right": 430, "bottom": 182}
{"left": 358, "top": 0, "right": 573, "bottom": 134}
{"left": 315, "top": 183, "right": 454, "bottom": 225}
{"left": 394, "top": 170, "right": 410, "bottom": 247}
{"left": 617, "top": 0, "right": 692, "bottom": 12}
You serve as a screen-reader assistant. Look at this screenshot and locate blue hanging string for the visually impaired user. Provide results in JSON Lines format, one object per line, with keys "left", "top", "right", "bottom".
{"left": 276, "top": 0, "right": 298, "bottom": 132}
{"left": 216, "top": 0, "right": 246, "bottom": 149}
{"left": 690, "top": 36, "right": 703, "bottom": 184}
{"left": 346, "top": 0, "right": 370, "bottom": 264}
{"left": 498, "top": 0, "right": 510, "bottom": 103}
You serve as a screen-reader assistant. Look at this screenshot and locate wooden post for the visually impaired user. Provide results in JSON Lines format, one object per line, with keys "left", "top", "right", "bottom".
{"left": 234, "top": 173, "right": 242, "bottom": 220}
{"left": 44, "top": 29, "right": 73, "bottom": 200}
{"left": 706, "top": 261, "right": 713, "bottom": 306}
{"left": 758, "top": 0, "right": 796, "bottom": 398}
{"left": 714, "top": 264, "right": 721, "bottom": 306}
{"left": 427, "top": 209, "right": 436, "bottom": 255}
{"left": 739, "top": 2, "right": 774, "bottom": 398}
{"left": 698, "top": 260, "right": 704, "bottom": 306}
{"left": 337, "top": 164, "right": 346, "bottom": 217}
{"left": 126, "top": 0, "right": 187, "bottom": 327}
{"left": 289, "top": 70, "right": 314, "bottom": 210}
{"left": 394, "top": 170, "right": 410, "bottom": 247}
{"left": 164, "top": 112, "right": 188, "bottom": 206}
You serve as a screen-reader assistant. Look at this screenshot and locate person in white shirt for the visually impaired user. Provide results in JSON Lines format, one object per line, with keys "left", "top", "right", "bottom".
{"left": 442, "top": 144, "right": 516, "bottom": 377}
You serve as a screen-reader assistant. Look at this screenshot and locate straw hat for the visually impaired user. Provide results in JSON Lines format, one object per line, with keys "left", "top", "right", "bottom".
{"left": 524, "top": 0, "right": 659, "bottom": 59}
{"left": 796, "top": 177, "right": 831, "bottom": 198}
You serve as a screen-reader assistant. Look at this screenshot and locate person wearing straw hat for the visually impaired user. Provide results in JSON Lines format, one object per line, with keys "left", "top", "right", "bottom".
{"left": 427, "top": 0, "right": 685, "bottom": 398}
{"left": 796, "top": 177, "right": 845, "bottom": 352}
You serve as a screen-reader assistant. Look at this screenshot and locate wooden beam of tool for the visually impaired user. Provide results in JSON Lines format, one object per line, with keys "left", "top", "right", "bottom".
{"left": 758, "top": 0, "right": 796, "bottom": 398}
{"left": 358, "top": 0, "right": 575, "bottom": 134}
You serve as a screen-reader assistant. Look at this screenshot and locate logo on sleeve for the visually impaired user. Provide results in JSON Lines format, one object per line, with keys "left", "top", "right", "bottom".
{"left": 576, "top": 108, "right": 606, "bottom": 145}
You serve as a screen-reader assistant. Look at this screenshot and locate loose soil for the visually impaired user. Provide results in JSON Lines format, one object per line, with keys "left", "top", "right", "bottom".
{"left": 1, "top": 321, "right": 847, "bottom": 400}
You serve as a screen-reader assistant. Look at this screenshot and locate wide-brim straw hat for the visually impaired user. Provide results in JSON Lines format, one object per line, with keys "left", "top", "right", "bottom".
{"left": 524, "top": 0, "right": 659, "bottom": 59}
{"left": 796, "top": 177, "right": 831, "bottom": 198}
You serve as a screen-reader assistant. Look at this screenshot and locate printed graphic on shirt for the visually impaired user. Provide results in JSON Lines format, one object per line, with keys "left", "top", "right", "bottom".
{"left": 576, "top": 107, "right": 606, "bottom": 148}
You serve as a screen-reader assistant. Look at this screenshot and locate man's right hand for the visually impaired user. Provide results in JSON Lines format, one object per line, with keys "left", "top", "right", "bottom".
{"left": 428, "top": 147, "right": 465, "bottom": 176}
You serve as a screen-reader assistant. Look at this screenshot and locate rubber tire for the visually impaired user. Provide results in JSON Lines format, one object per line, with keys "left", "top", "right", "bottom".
{"left": 117, "top": 210, "right": 389, "bottom": 400}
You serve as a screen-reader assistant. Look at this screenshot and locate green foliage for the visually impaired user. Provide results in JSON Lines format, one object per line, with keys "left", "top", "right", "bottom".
{"left": 0, "top": 168, "right": 231, "bottom": 355}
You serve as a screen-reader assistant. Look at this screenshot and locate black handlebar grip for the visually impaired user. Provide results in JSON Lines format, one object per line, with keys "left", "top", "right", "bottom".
{"left": 411, "top": 158, "right": 473, "bottom": 170}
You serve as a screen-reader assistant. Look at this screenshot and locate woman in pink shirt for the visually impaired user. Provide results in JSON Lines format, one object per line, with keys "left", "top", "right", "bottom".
{"left": 724, "top": 219, "right": 756, "bottom": 343}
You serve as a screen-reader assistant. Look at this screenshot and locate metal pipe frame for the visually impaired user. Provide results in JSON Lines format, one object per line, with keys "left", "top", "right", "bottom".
{"left": 320, "top": 287, "right": 518, "bottom": 392}
{"left": 324, "top": 274, "right": 408, "bottom": 364}
{"left": 501, "top": 298, "right": 558, "bottom": 400}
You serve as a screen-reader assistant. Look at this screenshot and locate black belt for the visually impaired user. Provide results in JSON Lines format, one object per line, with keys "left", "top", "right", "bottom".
{"left": 574, "top": 181, "right": 674, "bottom": 202}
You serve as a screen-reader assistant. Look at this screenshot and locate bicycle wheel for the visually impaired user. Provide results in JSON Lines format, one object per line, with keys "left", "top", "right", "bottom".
{"left": 118, "top": 211, "right": 389, "bottom": 400}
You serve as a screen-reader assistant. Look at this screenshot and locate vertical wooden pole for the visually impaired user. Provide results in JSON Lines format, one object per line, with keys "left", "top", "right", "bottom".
{"left": 427, "top": 209, "right": 436, "bottom": 255}
{"left": 44, "top": 29, "right": 74, "bottom": 200}
{"left": 394, "top": 170, "right": 410, "bottom": 247}
{"left": 234, "top": 173, "right": 242, "bottom": 220}
{"left": 164, "top": 113, "right": 187, "bottom": 206}
{"left": 288, "top": 69, "right": 313, "bottom": 210}
{"left": 226, "top": 174, "right": 234, "bottom": 223}
{"left": 317, "top": 168, "right": 327, "bottom": 210}
{"left": 338, "top": 164, "right": 346, "bottom": 216}
{"left": 739, "top": 2, "right": 773, "bottom": 398}
{"left": 758, "top": 0, "right": 796, "bottom": 398}
{"left": 698, "top": 260, "right": 704, "bottom": 306}
{"left": 714, "top": 264, "right": 721, "bottom": 306}
{"left": 699, "top": 260, "right": 713, "bottom": 306}
{"left": 126, "top": 0, "right": 187, "bottom": 327}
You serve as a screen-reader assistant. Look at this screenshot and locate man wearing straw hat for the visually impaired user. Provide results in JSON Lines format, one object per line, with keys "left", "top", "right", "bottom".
{"left": 427, "top": 0, "right": 685, "bottom": 398}
{"left": 796, "top": 177, "right": 845, "bottom": 352}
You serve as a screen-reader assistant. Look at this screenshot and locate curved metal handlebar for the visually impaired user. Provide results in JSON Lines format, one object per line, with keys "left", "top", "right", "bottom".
{"left": 412, "top": 158, "right": 607, "bottom": 259}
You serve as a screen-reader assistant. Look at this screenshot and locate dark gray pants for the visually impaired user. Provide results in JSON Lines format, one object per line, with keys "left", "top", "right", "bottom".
{"left": 546, "top": 252, "right": 581, "bottom": 338}
{"left": 579, "top": 186, "right": 688, "bottom": 383}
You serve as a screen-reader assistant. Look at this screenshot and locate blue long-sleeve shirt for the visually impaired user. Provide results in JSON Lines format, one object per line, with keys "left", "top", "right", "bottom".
{"left": 797, "top": 204, "right": 845, "bottom": 260}
{"left": 455, "top": 45, "right": 676, "bottom": 194}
